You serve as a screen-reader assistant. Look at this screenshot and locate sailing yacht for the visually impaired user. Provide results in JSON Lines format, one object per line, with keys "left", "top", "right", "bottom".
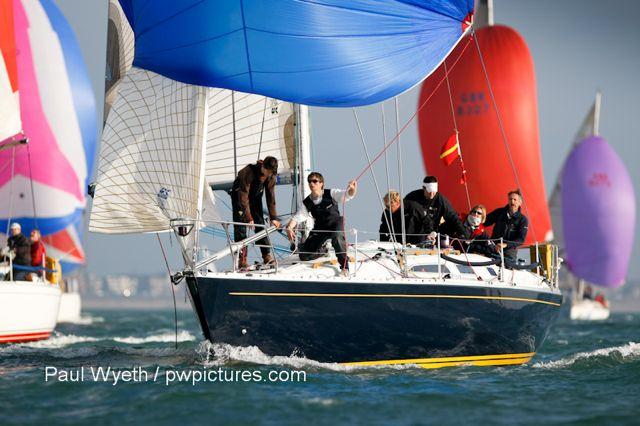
{"left": 91, "top": 0, "right": 562, "bottom": 367}
{"left": 548, "top": 93, "right": 636, "bottom": 320}
{"left": 0, "top": 0, "right": 97, "bottom": 340}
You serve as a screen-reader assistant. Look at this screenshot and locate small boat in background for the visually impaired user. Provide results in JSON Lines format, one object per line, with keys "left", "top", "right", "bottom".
{"left": 45, "top": 217, "right": 87, "bottom": 323}
{"left": 549, "top": 92, "right": 636, "bottom": 320}
{"left": 0, "top": 0, "right": 97, "bottom": 339}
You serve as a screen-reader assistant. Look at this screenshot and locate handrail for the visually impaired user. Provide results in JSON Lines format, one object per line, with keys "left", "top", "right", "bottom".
{"left": 193, "top": 225, "right": 279, "bottom": 272}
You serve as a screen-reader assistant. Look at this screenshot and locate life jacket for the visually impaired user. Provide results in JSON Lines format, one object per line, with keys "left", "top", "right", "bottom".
{"left": 303, "top": 189, "right": 342, "bottom": 230}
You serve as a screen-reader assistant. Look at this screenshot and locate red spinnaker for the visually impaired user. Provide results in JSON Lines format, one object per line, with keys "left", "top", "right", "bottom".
{"left": 418, "top": 25, "right": 552, "bottom": 244}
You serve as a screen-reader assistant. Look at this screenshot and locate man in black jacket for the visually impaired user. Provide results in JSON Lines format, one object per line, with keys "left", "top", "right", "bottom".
{"left": 285, "top": 172, "right": 357, "bottom": 274}
{"left": 484, "top": 189, "right": 529, "bottom": 264}
{"left": 404, "top": 176, "right": 465, "bottom": 238}
{"left": 379, "top": 191, "right": 431, "bottom": 245}
{"left": 230, "top": 156, "right": 281, "bottom": 269}
{"left": 6, "top": 222, "right": 31, "bottom": 280}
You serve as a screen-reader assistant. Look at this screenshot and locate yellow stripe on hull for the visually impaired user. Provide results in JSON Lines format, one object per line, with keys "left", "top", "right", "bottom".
{"left": 229, "top": 292, "right": 561, "bottom": 307}
{"left": 343, "top": 352, "right": 535, "bottom": 368}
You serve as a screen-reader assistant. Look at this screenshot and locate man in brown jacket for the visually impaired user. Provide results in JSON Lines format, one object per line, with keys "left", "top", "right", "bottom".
{"left": 230, "top": 156, "right": 281, "bottom": 269}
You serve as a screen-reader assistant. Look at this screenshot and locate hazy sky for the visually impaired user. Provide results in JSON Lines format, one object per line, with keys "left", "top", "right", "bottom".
{"left": 53, "top": 0, "right": 639, "bottom": 279}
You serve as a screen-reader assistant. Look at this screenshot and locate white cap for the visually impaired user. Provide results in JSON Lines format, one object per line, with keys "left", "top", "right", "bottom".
{"left": 10, "top": 222, "right": 21, "bottom": 230}
{"left": 423, "top": 182, "right": 438, "bottom": 193}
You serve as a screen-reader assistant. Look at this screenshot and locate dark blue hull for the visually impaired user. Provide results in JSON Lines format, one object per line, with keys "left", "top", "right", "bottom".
{"left": 186, "top": 276, "right": 562, "bottom": 367}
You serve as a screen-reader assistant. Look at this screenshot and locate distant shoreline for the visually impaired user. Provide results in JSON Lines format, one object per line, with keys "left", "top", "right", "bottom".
{"left": 83, "top": 298, "right": 191, "bottom": 311}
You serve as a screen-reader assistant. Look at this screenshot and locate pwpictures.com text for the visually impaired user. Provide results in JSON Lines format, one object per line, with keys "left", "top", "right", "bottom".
{"left": 44, "top": 366, "right": 307, "bottom": 386}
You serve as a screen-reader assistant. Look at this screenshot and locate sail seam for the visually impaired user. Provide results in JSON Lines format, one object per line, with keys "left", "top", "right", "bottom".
{"left": 239, "top": 0, "right": 254, "bottom": 92}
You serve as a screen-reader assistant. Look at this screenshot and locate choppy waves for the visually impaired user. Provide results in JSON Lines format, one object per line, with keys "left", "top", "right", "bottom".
{"left": 113, "top": 331, "right": 195, "bottom": 344}
{"left": 0, "top": 330, "right": 197, "bottom": 360}
{"left": 533, "top": 342, "right": 640, "bottom": 369}
{"left": 197, "top": 341, "right": 416, "bottom": 372}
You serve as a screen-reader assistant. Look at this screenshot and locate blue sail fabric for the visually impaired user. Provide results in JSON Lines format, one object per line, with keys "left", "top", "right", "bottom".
{"left": 119, "top": 0, "right": 474, "bottom": 106}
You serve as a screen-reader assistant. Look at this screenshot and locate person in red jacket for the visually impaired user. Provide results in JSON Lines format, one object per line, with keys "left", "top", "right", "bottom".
{"left": 456, "top": 204, "right": 492, "bottom": 255}
{"left": 30, "top": 229, "right": 46, "bottom": 278}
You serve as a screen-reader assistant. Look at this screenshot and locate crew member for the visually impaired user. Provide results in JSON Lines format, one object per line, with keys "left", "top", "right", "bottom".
{"left": 230, "top": 156, "right": 281, "bottom": 269}
{"left": 379, "top": 191, "right": 431, "bottom": 245}
{"left": 6, "top": 222, "right": 31, "bottom": 281}
{"left": 458, "top": 204, "right": 491, "bottom": 255}
{"left": 30, "top": 229, "right": 46, "bottom": 279}
{"left": 404, "top": 176, "right": 465, "bottom": 238}
{"left": 285, "top": 172, "right": 357, "bottom": 274}
{"left": 484, "top": 189, "right": 529, "bottom": 264}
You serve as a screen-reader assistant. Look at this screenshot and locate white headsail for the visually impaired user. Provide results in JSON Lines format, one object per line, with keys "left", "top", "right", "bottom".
{"left": 104, "top": 0, "right": 134, "bottom": 123}
{"left": 90, "top": 67, "right": 211, "bottom": 234}
{"left": 205, "top": 91, "right": 297, "bottom": 189}
{"left": 92, "top": 1, "right": 307, "bottom": 235}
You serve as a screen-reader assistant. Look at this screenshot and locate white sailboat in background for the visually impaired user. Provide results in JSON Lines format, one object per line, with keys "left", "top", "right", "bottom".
{"left": 549, "top": 92, "right": 636, "bottom": 320}
{"left": 0, "top": 0, "right": 97, "bottom": 337}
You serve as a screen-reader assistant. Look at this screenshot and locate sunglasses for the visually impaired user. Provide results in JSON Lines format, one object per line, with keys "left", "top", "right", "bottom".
{"left": 308, "top": 179, "right": 321, "bottom": 184}
{"left": 471, "top": 210, "right": 483, "bottom": 216}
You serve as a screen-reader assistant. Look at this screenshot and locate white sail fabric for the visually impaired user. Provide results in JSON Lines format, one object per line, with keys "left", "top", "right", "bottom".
{"left": 0, "top": 54, "right": 21, "bottom": 143}
{"left": 205, "top": 90, "right": 297, "bottom": 188}
{"left": 548, "top": 93, "right": 600, "bottom": 250}
{"left": 90, "top": 67, "right": 209, "bottom": 234}
{"left": 104, "top": 0, "right": 135, "bottom": 122}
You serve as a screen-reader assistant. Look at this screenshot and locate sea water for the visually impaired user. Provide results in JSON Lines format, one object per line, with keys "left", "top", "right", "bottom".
{"left": 1, "top": 309, "right": 639, "bottom": 425}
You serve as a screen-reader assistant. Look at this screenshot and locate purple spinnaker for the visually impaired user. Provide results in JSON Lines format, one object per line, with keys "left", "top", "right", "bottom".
{"left": 561, "top": 136, "right": 636, "bottom": 288}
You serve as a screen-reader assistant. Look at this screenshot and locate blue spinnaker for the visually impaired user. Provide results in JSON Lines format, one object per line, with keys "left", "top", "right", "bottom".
{"left": 119, "top": 0, "right": 474, "bottom": 107}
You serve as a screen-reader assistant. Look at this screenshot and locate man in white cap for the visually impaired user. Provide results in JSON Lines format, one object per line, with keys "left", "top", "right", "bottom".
{"left": 404, "top": 175, "right": 465, "bottom": 238}
{"left": 6, "top": 222, "right": 31, "bottom": 280}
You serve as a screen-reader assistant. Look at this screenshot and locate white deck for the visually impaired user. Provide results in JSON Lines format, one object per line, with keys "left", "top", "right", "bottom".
{"left": 198, "top": 241, "right": 560, "bottom": 297}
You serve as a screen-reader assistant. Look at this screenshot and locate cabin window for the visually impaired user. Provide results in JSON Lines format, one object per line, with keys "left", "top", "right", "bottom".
{"left": 456, "top": 265, "right": 475, "bottom": 275}
{"left": 487, "top": 267, "right": 498, "bottom": 277}
{"left": 411, "top": 265, "right": 450, "bottom": 274}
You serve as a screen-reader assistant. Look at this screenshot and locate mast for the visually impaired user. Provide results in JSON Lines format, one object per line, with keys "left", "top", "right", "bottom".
{"left": 548, "top": 91, "right": 602, "bottom": 247}
{"left": 296, "top": 104, "right": 312, "bottom": 203}
{"left": 593, "top": 90, "right": 601, "bottom": 136}
{"left": 193, "top": 87, "right": 211, "bottom": 266}
{"left": 474, "top": 0, "right": 494, "bottom": 28}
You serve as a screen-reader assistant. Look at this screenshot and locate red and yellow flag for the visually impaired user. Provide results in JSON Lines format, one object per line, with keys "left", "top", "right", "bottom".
{"left": 439, "top": 133, "right": 460, "bottom": 166}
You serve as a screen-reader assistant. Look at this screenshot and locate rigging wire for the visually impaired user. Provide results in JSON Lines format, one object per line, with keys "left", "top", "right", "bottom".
{"left": 351, "top": 37, "right": 473, "bottom": 184}
{"left": 394, "top": 97, "right": 407, "bottom": 253}
{"left": 255, "top": 97, "right": 268, "bottom": 160}
{"left": 471, "top": 28, "right": 538, "bottom": 242}
{"left": 380, "top": 103, "right": 396, "bottom": 240}
{"left": 26, "top": 144, "right": 39, "bottom": 230}
{"left": 5, "top": 147, "right": 16, "bottom": 237}
{"left": 352, "top": 109, "right": 399, "bottom": 250}
{"left": 443, "top": 60, "right": 472, "bottom": 211}
{"left": 156, "top": 233, "right": 179, "bottom": 350}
